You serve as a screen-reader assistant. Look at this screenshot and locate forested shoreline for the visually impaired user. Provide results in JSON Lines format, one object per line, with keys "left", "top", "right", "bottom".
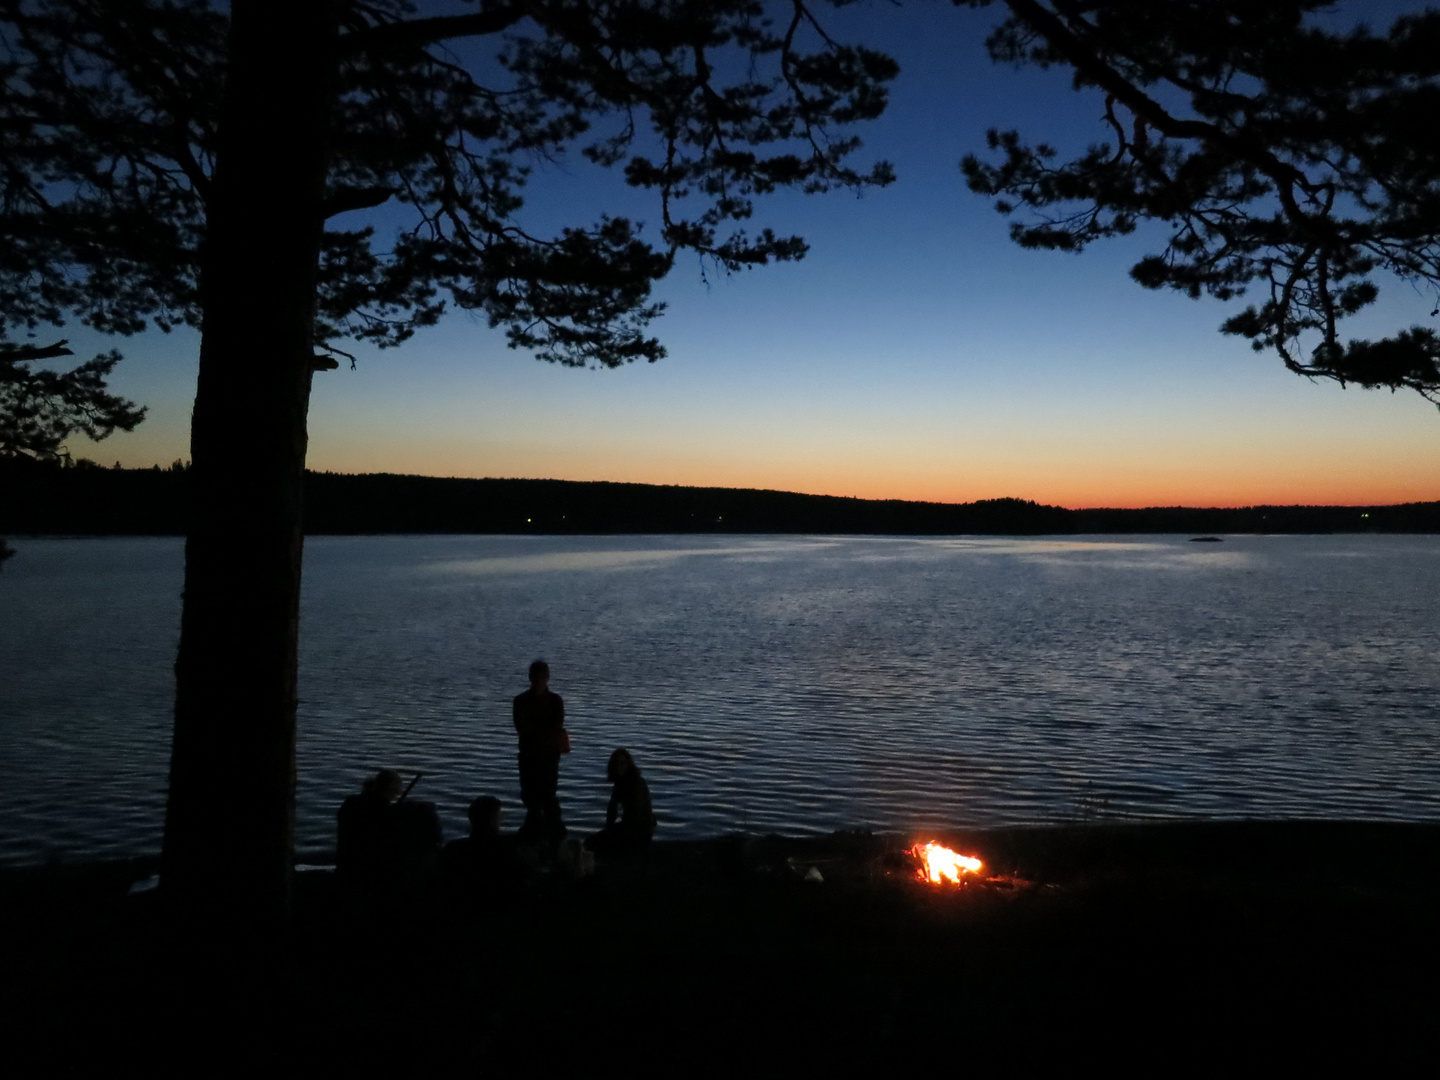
{"left": 3, "top": 460, "right": 1438, "bottom": 536}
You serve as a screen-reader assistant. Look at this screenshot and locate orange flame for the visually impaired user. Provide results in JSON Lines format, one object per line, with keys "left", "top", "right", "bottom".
{"left": 910, "top": 842, "right": 983, "bottom": 885}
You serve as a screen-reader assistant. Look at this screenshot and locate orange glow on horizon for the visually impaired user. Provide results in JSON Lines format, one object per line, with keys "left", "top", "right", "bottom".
{"left": 263, "top": 347, "right": 1440, "bottom": 510}
{"left": 299, "top": 449, "right": 1440, "bottom": 510}
{"left": 191, "top": 376, "right": 1440, "bottom": 511}
{"left": 104, "top": 425, "right": 1438, "bottom": 508}
{"left": 295, "top": 467, "right": 1440, "bottom": 511}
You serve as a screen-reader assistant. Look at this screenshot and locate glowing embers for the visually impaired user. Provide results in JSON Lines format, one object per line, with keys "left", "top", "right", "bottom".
{"left": 909, "top": 841, "right": 983, "bottom": 885}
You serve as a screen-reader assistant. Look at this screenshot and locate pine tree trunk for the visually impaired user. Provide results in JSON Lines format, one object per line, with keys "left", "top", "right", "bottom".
{"left": 162, "top": 1, "right": 337, "bottom": 926}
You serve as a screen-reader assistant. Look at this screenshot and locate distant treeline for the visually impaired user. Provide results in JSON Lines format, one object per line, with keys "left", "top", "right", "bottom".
{"left": 3, "top": 459, "right": 1439, "bottom": 535}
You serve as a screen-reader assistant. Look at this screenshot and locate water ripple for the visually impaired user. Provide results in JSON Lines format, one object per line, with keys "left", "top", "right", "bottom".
{"left": 2, "top": 533, "right": 1439, "bottom": 862}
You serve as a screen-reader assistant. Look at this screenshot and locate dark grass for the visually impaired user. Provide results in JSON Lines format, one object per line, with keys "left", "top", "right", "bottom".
{"left": 3, "top": 821, "right": 1436, "bottom": 1071}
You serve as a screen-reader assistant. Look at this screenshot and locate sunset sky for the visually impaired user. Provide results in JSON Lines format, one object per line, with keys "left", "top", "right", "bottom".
{"left": 61, "top": 0, "right": 1440, "bottom": 509}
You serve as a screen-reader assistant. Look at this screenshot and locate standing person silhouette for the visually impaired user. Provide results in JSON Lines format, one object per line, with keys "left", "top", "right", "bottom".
{"left": 513, "top": 659, "right": 568, "bottom": 845}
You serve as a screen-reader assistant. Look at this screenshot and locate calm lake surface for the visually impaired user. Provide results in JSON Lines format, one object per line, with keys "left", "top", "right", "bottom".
{"left": 1, "top": 533, "right": 1438, "bottom": 863}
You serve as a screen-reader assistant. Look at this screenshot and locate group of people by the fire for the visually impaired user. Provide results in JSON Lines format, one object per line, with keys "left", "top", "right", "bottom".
{"left": 335, "top": 659, "right": 655, "bottom": 907}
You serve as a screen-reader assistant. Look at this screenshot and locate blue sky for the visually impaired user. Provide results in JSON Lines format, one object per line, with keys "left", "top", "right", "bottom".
{"left": 62, "top": 0, "right": 1440, "bottom": 507}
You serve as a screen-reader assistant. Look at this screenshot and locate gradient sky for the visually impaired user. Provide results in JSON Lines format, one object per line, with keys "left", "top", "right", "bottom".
{"left": 57, "top": 0, "right": 1440, "bottom": 508}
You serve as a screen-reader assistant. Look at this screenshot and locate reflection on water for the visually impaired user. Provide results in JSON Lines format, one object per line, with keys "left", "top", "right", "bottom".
{"left": 1, "top": 533, "right": 1438, "bottom": 863}
{"left": 424, "top": 542, "right": 814, "bottom": 576}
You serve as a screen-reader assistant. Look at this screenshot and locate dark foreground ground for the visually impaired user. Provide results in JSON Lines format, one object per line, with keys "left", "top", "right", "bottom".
{"left": 3, "top": 821, "right": 1436, "bottom": 1072}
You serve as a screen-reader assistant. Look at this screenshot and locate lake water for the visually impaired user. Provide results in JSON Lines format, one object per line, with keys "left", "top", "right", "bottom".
{"left": 1, "top": 533, "right": 1438, "bottom": 864}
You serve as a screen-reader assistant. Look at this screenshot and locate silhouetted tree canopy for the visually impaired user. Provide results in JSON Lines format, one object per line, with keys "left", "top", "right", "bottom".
{"left": 0, "top": 341, "right": 145, "bottom": 460}
{"left": 0, "top": 0, "right": 897, "bottom": 368}
{"left": 0, "top": 0, "right": 899, "bottom": 920}
{"left": 960, "top": 0, "right": 1440, "bottom": 404}
{"left": 0, "top": 338, "right": 143, "bottom": 570}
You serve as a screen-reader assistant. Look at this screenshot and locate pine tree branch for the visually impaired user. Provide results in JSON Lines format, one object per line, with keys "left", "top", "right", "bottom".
{"left": 1001, "top": 0, "right": 1325, "bottom": 230}
{"left": 0, "top": 340, "right": 74, "bottom": 363}
{"left": 336, "top": 5, "right": 527, "bottom": 57}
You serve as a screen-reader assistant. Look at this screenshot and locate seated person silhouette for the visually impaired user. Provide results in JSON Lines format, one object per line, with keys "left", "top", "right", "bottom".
{"left": 337, "top": 768, "right": 442, "bottom": 892}
{"left": 337, "top": 768, "right": 402, "bottom": 886}
{"left": 585, "top": 749, "right": 656, "bottom": 857}
{"left": 441, "top": 795, "right": 526, "bottom": 909}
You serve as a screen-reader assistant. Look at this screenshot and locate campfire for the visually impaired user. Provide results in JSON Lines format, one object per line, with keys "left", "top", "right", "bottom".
{"left": 909, "top": 841, "right": 983, "bottom": 885}
{"left": 753, "top": 833, "right": 1035, "bottom": 896}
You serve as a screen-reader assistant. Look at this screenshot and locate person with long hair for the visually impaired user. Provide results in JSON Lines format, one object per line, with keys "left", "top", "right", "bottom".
{"left": 586, "top": 748, "right": 656, "bottom": 856}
